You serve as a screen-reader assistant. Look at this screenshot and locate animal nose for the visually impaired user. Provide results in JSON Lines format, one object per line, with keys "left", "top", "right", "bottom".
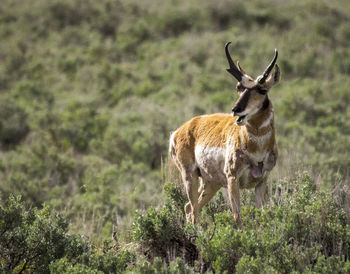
{"left": 232, "top": 106, "right": 241, "bottom": 113}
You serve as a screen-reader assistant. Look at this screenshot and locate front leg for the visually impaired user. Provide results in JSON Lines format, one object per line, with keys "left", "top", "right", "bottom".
{"left": 264, "top": 143, "right": 278, "bottom": 172}
{"left": 255, "top": 177, "right": 267, "bottom": 208}
{"left": 257, "top": 144, "right": 277, "bottom": 208}
{"left": 225, "top": 150, "right": 248, "bottom": 226}
{"left": 227, "top": 176, "right": 242, "bottom": 226}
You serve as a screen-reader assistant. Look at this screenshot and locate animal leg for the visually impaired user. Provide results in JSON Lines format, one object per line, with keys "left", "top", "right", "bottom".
{"left": 182, "top": 170, "right": 199, "bottom": 224}
{"left": 255, "top": 177, "right": 267, "bottom": 208}
{"left": 264, "top": 144, "right": 278, "bottom": 172}
{"left": 227, "top": 176, "right": 242, "bottom": 226}
{"left": 185, "top": 178, "right": 203, "bottom": 215}
{"left": 225, "top": 150, "right": 247, "bottom": 226}
{"left": 198, "top": 183, "right": 221, "bottom": 212}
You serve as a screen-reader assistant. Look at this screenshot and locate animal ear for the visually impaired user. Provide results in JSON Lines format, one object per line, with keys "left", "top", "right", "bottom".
{"left": 237, "top": 61, "right": 257, "bottom": 88}
{"left": 237, "top": 61, "right": 246, "bottom": 75}
{"left": 265, "top": 64, "right": 280, "bottom": 88}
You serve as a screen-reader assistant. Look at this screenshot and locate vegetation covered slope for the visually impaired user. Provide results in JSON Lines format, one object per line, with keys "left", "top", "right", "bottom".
{"left": 0, "top": 0, "right": 349, "bottom": 272}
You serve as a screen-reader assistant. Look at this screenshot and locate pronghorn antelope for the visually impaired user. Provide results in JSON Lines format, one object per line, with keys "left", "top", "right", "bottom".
{"left": 169, "top": 42, "right": 280, "bottom": 225}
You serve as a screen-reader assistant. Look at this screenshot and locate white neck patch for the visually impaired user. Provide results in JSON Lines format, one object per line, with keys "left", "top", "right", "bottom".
{"left": 259, "top": 109, "right": 274, "bottom": 129}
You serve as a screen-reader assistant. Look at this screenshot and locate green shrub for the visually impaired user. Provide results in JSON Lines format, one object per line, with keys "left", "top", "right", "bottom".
{"left": 197, "top": 174, "right": 350, "bottom": 273}
{"left": 0, "top": 195, "right": 76, "bottom": 273}
{"left": 0, "top": 195, "right": 135, "bottom": 273}
{"left": 130, "top": 173, "right": 350, "bottom": 272}
{"left": 131, "top": 185, "right": 198, "bottom": 267}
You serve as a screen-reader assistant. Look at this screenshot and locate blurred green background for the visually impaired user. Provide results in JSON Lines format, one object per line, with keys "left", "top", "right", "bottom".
{"left": 0, "top": 0, "right": 349, "bottom": 270}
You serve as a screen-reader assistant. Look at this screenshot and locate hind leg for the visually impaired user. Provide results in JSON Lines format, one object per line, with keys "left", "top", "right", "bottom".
{"left": 185, "top": 178, "right": 204, "bottom": 218}
{"left": 172, "top": 155, "right": 199, "bottom": 223}
{"left": 198, "top": 182, "right": 221, "bottom": 212}
{"left": 181, "top": 169, "right": 200, "bottom": 224}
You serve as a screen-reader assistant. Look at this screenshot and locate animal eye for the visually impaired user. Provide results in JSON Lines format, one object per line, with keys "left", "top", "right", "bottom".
{"left": 236, "top": 85, "right": 245, "bottom": 92}
{"left": 257, "top": 89, "right": 267, "bottom": 95}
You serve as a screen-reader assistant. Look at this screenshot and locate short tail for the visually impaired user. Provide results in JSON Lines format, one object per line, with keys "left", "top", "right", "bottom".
{"left": 167, "top": 130, "right": 182, "bottom": 188}
{"left": 168, "top": 130, "right": 177, "bottom": 159}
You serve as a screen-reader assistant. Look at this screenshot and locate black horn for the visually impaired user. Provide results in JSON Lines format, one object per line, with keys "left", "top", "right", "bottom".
{"left": 225, "top": 42, "right": 243, "bottom": 82}
{"left": 258, "top": 48, "right": 278, "bottom": 84}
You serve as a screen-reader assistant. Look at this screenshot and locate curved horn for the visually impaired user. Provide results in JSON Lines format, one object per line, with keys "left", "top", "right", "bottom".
{"left": 258, "top": 48, "right": 278, "bottom": 84}
{"left": 225, "top": 42, "right": 243, "bottom": 82}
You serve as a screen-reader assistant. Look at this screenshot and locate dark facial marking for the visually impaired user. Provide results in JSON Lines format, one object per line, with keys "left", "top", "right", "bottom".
{"left": 262, "top": 95, "right": 269, "bottom": 110}
{"left": 233, "top": 89, "right": 251, "bottom": 113}
{"left": 236, "top": 83, "right": 245, "bottom": 92}
{"left": 256, "top": 87, "right": 267, "bottom": 95}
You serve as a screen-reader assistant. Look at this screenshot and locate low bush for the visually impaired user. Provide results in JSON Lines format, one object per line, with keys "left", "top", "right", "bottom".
{"left": 0, "top": 195, "right": 135, "bottom": 273}
{"left": 132, "top": 184, "right": 198, "bottom": 267}
{"left": 132, "top": 173, "right": 350, "bottom": 272}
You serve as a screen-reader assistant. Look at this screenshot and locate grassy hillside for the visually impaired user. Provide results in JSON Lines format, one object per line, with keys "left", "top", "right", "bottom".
{"left": 0, "top": 0, "right": 350, "bottom": 272}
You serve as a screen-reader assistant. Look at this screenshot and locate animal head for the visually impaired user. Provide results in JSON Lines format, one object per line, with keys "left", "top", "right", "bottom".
{"left": 225, "top": 42, "right": 280, "bottom": 126}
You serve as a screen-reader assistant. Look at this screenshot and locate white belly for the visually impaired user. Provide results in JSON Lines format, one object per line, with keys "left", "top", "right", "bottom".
{"left": 194, "top": 144, "right": 269, "bottom": 189}
{"left": 195, "top": 145, "right": 227, "bottom": 184}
